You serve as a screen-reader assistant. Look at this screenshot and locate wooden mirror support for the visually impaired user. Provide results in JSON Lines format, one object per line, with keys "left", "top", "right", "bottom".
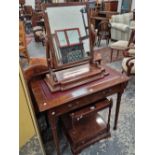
{"left": 43, "top": 2, "right": 109, "bottom": 92}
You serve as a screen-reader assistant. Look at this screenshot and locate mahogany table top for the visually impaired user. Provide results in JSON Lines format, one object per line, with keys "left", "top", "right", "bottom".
{"left": 31, "top": 65, "right": 129, "bottom": 112}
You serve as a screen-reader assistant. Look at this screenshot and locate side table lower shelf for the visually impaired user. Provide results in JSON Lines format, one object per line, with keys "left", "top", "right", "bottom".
{"left": 61, "top": 113, "right": 111, "bottom": 154}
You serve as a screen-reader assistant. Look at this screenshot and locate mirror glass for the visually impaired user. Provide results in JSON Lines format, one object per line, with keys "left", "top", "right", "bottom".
{"left": 46, "top": 4, "right": 90, "bottom": 65}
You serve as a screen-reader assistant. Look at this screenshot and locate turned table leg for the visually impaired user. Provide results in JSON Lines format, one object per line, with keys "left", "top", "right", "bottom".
{"left": 113, "top": 92, "right": 122, "bottom": 130}
{"left": 48, "top": 112, "right": 61, "bottom": 155}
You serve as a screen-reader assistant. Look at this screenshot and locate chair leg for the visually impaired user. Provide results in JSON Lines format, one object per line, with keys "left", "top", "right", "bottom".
{"left": 97, "top": 37, "right": 101, "bottom": 47}
{"left": 110, "top": 49, "right": 113, "bottom": 62}
{"left": 127, "top": 66, "right": 132, "bottom": 76}
{"left": 106, "top": 39, "right": 108, "bottom": 45}
{"left": 117, "top": 50, "right": 119, "bottom": 58}
{"left": 121, "top": 68, "right": 125, "bottom": 74}
{"left": 97, "top": 38, "right": 99, "bottom": 47}
{"left": 106, "top": 38, "right": 109, "bottom": 45}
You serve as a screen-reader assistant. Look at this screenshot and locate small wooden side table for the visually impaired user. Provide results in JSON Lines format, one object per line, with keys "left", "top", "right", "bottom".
{"left": 31, "top": 66, "right": 129, "bottom": 155}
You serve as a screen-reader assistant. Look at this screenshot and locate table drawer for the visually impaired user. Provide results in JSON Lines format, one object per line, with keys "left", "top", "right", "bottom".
{"left": 49, "top": 85, "right": 119, "bottom": 116}
{"left": 69, "top": 98, "right": 111, "bottom": 121}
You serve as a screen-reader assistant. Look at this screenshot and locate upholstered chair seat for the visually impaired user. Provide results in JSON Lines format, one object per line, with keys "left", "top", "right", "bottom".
{"left": 128, "top": 49, "right": 135, "bottom": 56}
{"left": 110, "top": 40, "right": 129, "bottom": 61}
{"left": 110, "top": 40, "right": 128, "bottom": 50}
{"left": 32, "top": 25, "right": 45, "bottom": 43}
{"left": 35, "top": 31, "right": 45, "bottom": 37}
{"left": 34, "top": 30, "right": 46, "bottom": 45}
{"left": 123, "top": 48, "right": 135, "bottom": 57}
{"left": 110, "top": 27, "right": 135, "bottom": 62}
{"left": 32, "top": 26, "right": 42, "bottom": 32}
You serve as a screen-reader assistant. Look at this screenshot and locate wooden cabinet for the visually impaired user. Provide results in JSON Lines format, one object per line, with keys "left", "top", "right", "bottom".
{"left": 104, "top": 0, "right": 118, "bottom": 12}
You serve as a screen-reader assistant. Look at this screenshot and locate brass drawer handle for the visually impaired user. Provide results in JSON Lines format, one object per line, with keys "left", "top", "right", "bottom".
{"left": 77, "top": 115, "right": 83, "bottom": 121}
{"left": 51, "top": 111, "right": 55, "bottom": 115}
{"left": 90, "top": 106, "right": 95, "bottom": 110}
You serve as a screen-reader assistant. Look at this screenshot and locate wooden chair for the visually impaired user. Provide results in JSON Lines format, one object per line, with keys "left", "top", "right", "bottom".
{"left": 19, "top": 0, "right": 25, "bottom": 7}
{"left": 97, "top": 20, "right": 111, "bottom": 46}
{"left": 24, "top": 5, "right": 33, "bottom": 20}
{"left": 110, "top": 28, "right": 135, "bottom": 62}
{"left": 31, "top": 12, "right": 45, "bottom": 45}
{"left": 19, "top": 21, "right": 29, "bottom": 60}
{"left": 122, "top": 45, "right": 135, "bottom": 76}
{"left": 35, "top": 0, "right": 42, "bottom": 12}
{"left": 122, "top": 56, "right": 135, "bottom": 76}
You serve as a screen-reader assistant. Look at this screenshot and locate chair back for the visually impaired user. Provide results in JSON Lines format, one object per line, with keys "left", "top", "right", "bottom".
{"left": 97, "top": 20, "right": 111, "bottom": 36}
{"left": 31, "top": 12, "right": 43, "bottom": 27}
{"left": 24, "top": 5, "right": 33, "bottom": 16}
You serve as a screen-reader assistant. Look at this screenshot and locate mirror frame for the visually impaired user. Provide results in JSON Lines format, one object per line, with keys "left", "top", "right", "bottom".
{"left": 43, "top": 2, "right": 94, "bottom": 71}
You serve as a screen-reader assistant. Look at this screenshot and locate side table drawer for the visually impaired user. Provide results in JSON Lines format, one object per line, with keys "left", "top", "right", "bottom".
{"left": 50, "top": 85, "right": 119, "bottom": 116}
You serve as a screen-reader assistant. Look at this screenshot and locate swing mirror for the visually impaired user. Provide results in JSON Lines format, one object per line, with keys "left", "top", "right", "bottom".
{"left": 44, "top": 3, "right": 93, "bottom": 69}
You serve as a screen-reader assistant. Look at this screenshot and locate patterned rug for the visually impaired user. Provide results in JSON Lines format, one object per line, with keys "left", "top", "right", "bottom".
{"left": 26, "top": 34, "right": 33, "bottom": 45}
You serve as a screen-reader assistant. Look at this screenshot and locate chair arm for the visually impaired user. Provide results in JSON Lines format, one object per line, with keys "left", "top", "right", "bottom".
{"left": 110, "top": 14, "right": 122, "bottom": 23}
{"left": 130, "top": 20, "right": 135, "bottom": 29}
{"left": 123, "top": 48, "right": 135, "bottom": 57}
{"left": 24, "top": 64, "right": 49, "bottom": 83}
{"left": 111, "top": 23, "right": 130, "bottom": 32}
{"left": 126, "top": 57, "right": 135, "bottom": 69}
{"left": 32, "top": 26, "right": 43, "bottom": 33}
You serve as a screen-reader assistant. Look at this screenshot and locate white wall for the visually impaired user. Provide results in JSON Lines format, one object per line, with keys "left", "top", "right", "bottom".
{"left": 25, "top": 0, "right": 35, "bottom": 9}
{"left": 131, "top": 0, "right": 135, "bottom": 10}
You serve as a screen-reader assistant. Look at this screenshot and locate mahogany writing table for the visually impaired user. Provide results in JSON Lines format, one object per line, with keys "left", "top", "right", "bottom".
{"left": 30, "top": 65, "right": 129, "bottom": 155}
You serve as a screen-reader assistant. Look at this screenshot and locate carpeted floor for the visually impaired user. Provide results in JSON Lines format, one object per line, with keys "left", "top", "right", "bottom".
{"left": 20, "top": 36, "right": 135, "bottom": 155}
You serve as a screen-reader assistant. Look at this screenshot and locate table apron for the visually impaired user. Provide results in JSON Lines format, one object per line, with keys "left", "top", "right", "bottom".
{"left": 49, "top": 84, "right": 124, "bottom": 117}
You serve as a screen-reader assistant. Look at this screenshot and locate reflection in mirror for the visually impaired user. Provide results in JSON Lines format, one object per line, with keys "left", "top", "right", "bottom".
{"left": 55, "top": 28, "right": 86, "bottom": 64}
{"left": 46, "top": 5, "right": 90, "bottom": 65}
{"left": 67, "top": 29, "right": 80, "bottom": 45}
